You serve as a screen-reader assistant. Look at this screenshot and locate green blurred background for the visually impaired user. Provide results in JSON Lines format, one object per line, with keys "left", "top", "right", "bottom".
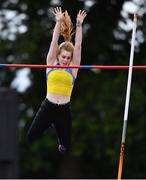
{"left": 0, "top": 0, "right": 146, "bottom": 178}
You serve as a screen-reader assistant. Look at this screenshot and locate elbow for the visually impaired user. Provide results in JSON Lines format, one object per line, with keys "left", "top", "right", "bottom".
{"left": 75, "top": 43, "right": 81, "bottom": 49}
{"left": 50, "top": 41, "right": 58, "bottom": 50}
{"left": 51, "top": 40, "right": 58, "bottom": 46}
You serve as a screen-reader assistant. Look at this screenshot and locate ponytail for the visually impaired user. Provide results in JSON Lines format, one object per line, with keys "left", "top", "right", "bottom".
{"left": 60, "top": 11, "right": 73, "bottom": 42}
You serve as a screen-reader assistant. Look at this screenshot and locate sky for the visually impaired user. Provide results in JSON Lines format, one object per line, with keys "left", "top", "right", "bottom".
{"left": 0, "top": 0, "right": 146, "bottom": 93}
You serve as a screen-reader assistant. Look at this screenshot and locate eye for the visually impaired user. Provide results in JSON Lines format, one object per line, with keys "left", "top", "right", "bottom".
{"left": 62, "top": 56, "right": 66, "bottom": 59}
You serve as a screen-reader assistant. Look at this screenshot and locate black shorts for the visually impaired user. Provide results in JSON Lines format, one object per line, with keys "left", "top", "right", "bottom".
{"left": 27, "top": 98, "right": 72, "bottom": 149}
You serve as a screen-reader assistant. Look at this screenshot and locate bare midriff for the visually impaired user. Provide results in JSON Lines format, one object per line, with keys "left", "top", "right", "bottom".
{"left": 46, "top": 93, "right": 71, "bottom": 105}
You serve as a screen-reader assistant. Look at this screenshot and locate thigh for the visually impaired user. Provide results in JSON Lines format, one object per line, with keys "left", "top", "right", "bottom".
{"left": 27, "top": 99, "right": 54, "bottom": 142}
{"left": 53, "top": 105, "right": 72, "bottom": 148}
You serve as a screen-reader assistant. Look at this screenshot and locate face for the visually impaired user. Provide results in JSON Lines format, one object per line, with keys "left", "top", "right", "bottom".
{"left": 58, "top": 50, "right": 72, "bottom": 66}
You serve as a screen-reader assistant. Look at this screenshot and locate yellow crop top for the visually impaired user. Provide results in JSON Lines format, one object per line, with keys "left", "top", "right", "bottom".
{"left": 46, "top": 68, "right": 75, "bottom": 96}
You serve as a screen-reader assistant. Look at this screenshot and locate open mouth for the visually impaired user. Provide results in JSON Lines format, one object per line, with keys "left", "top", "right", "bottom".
{"left": 62, "top": 62, "right": 67, "bottom": 65}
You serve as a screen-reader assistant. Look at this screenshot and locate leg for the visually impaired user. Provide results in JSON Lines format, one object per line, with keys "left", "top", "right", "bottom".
{"left": 53, "top": 104, "right": 72, "bottom": 153}
{"left": 27, "top": 99, "right": 54, "bottom": 143}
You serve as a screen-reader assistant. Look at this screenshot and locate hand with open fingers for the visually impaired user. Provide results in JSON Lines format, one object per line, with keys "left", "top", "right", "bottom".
{"left": 76, "top": 10, "right": 87, "bottom": 25}
{"left": 52, "top": 7, "right": 64, "bottom": 22}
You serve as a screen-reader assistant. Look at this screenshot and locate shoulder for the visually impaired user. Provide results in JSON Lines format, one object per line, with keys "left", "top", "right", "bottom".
{"left": 46, "top": 60, "right": 58, "bottom": 73}
{"left": 69, "top": 62, "right": 79, "bottom": 78}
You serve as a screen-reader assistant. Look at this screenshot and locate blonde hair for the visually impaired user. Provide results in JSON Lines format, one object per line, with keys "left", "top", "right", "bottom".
{"left": 60, "top": 11, "right": 73, "bottom": 41}
{"left": 58, "top": 11, "right": 74, "bottom": 56}
{"left": 57, "top": 41, "right": 74, "bottom": 58}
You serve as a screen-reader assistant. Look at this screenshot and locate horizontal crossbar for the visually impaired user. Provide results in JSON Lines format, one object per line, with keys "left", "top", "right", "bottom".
{"left": 1, "top": 64, "right": 146, "bottom": 69}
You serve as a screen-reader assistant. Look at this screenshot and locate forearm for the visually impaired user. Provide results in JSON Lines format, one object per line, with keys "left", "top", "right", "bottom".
{"left": 51, "top": 20, "right": 61, "bottom": 43}
{"left": 46, "top": 21, "right": 61, "bottom": 64}
{"left": 72, "top": 23, "right": 82, "bottom": 65}
{"left": 75, "top": 22, "right": 82, "bottom": 46}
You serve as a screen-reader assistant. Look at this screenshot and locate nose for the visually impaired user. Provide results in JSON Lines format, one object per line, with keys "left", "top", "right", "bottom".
{"left": 63, "top": 58, "right": 69, "bottom": 63}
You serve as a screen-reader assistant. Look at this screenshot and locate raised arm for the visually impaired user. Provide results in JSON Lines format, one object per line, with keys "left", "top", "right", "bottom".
{"left": 72, "top": 10, "right": 87, "bottom": 66}
{"left": 46, "top": 7, "right": 64, "bottom": 65}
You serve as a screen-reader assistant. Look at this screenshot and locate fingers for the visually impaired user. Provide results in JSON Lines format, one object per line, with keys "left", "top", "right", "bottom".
{"left": 52, "top": 7, "right": 62, "bottom": 15}
{"left": 78, "top": 10, "right": 87, "bottom": 18}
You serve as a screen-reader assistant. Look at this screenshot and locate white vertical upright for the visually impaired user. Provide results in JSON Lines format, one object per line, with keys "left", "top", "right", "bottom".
{"left": 118, "top": 14, "right": 138, "bottom": 180}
